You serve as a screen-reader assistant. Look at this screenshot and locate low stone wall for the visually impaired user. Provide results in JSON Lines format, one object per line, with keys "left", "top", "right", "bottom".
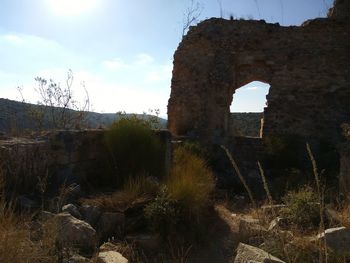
{"left": 208, "top": 136, "right": 265, "bottom": 195}
{"left": 0, "top": 129, "right": 172, "bottom": 194}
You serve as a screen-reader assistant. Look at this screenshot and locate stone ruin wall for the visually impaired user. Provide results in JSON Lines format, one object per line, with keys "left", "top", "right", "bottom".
{"left": 0, "top": 130, "right": 171, "bottom": 194}
{"left": 168, "top": 0, "right": 350, "bottom": 144}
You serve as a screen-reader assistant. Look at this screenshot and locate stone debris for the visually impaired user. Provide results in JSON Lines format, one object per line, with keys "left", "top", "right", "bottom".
{"left": 55, "top": 212, "right": 97, "bottom": 250}
{"left": 234, "top": 243, "right": 285, "bottom": 263}
{"left": 239, "top": 216, "right": 267, "bottom": 239}
{"left": 317, "top": 227, "right": 350, "bottom": 255}
{"left": 96, "top": 251, "right": 128, "bottom": 263}
{"left": 62, "top": 203, "right": 82, "bottom": 219}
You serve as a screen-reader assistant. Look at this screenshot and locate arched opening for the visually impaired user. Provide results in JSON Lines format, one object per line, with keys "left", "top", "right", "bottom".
{"left": 229, "top": 81, "right": 270, "bottom": 137}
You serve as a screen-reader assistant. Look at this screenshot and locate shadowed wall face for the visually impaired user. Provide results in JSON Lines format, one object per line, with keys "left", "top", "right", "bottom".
{"left": 167, "top": 0, "right": 350, "bottom": 143}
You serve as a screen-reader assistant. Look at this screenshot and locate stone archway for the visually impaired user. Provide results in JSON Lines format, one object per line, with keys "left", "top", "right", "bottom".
{"left": 167, "top": 0, "right": 350, "bottom": 143}
{"left": 229, "top": 81, "right": 270, "bottom": 138}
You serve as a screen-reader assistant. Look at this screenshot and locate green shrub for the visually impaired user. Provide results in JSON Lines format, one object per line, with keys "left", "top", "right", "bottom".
{"left": 281, "top": 186, "right": 320, "bottom": 229}
{"left": 166, "top": 146, "right": 215, "bottom": 222}
{"left": 144, "top": 187, "right": 179, "bottom": 237}
{"left": 103, "top": 115, "right": 164, "bottom": 188}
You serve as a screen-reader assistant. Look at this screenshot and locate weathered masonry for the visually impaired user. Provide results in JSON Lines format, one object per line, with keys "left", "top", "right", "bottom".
{"left": 168, "top": 0, "right": 350, "bottom": 143}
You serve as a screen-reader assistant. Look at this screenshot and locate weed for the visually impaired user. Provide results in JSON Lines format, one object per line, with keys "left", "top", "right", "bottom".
{"left": 144, "top": 187, "right": 179, "bottom": 238}
{"left": 281, "top": 186, "right": 320, "bottom": 230}
{"left": 0, "top": 167, "right": 57, "bottom": 263}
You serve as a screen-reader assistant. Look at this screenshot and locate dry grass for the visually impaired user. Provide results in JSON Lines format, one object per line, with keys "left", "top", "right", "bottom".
{"left": 123, "top": 174, "right": 159, "bottom": 198}
{"left": 81, "top": 174, "right": 158, "bottom": 212}
{"left": 338, "top": 202, "right": 350, "bottom": 228}
{"left": 0, "top": 167, "right": 57, "bottom": 263}
{"left": 80, "top": 191, "right": 146, "bottom": 212}
{"left": 166, "top": 146, "right": 215, "bottom": 221}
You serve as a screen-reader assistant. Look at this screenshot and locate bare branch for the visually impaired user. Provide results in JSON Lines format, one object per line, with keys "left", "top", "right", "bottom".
{"left": 182, "top": 0, "right": 203, "bottom": 37}
{"left": 217, "top": 0, "right": 223, "bottom": 18}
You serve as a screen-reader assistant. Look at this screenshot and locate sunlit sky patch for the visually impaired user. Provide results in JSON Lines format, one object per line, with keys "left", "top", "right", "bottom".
{"left": 0, "top": 0, "right": 333, "bottom": 118}
{"left": 230, "top": 82, "right": 270, "bottom": 113}
{"left": 47, "top": 0, "right": 98, "bottom": 17}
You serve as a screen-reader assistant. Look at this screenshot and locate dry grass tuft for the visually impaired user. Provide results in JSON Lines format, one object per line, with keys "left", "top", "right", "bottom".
{"left": 81, "top": 174, "right": 158, "bottom": 212}
{"left": 338, "top": 202, "right": 350, "bottom": 228}
{"left": 0, "top": 167, "right": 57, "bottom": 263}
{"left": 166, "top": 146, "right": 215, "bottom": 221}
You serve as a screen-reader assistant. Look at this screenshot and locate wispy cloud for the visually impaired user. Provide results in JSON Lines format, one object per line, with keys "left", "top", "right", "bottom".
{"left": 102, "top": 58, "right": 130, "bottom": 70}
{"left": 0, "top": 33, "right": 62, "bottom": 50}
{"left": 102, "top": 53, "right": 155, "bottom": 71}
{"left": 3, "top": 34, "right": 24, "bottom": 45}
{"left": 135, "top": 53, "right": 154, "bottom": 65}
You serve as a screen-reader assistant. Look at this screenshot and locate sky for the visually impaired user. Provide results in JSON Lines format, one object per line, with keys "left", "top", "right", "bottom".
{"left": 0, "top": 0, "right": 334, "bottom": 117}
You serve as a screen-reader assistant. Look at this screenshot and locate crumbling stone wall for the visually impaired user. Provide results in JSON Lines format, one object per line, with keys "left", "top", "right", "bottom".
{"left": 0, "top": 130, "right": 171, "bottom": 194}
{"left": 168, "top": 0, "right": 350, "bottom": 143}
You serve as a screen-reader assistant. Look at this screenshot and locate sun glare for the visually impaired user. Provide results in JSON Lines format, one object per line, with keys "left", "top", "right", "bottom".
{"left": 48, "top": 0, "right": 98, "bottom": 17}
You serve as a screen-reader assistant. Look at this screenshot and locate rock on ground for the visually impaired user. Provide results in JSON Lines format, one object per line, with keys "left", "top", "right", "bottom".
{"left": 96, "top": 251, "right": 128, "bottom": 263}
{"left": 234, "top": 243, "right": 285, "bottom": 263}
{"left": 63, "top": 254, "right": 90, "bottom": 263}
{"left": 62, "top": 203, "right": 82, "bottom": 219}
{"left": 80, "top": 204, "right": 102, "bottom": 227}
{"left": 317, "top": 227, "right": 350, "bottom": 255}
{"left": 55, "top": 212, "right": 97, "bottom": 250}
{"left": 238, "top": 216, "right": 267, "bottom": 240}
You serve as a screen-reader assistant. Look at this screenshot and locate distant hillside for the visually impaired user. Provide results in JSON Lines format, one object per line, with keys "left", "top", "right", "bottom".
{"left": 229, "top": 112, "right": 263, "bottom": 137}
{"left": 0, "top": 98, "right": 167, "bottom": 133}
{"left": 0, "top": 98, "right": 263, "bottom": 137}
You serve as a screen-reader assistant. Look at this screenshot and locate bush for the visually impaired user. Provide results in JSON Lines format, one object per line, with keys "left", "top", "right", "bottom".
{"left": 144, "top": 146, "right": 215, "bottom": 240}
{"left": 166, "top": 146, "right": 215, "bottom": 222}
{"left": 103, "top": 115, "right": 164, "bottom": 188}
{"left": 281, "top": 186, "right": 320, "bottom": 229}
{"left": 144, "top": 187, "right": 179, "bottom": 237}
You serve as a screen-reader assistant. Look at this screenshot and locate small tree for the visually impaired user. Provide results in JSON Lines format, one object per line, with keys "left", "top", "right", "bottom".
{"left": 19, "top": 70, "right": 90, "bottom": 130}
{"left": 182, "top": 0, "right": 202, "bottom": 37}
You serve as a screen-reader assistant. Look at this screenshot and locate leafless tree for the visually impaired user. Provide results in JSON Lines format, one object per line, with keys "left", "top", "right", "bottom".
{"left": 182, "top": 0, "right": 203, "bottom": 37}
{"left": 253, "top": 0, "right": 261, "bottom": 19}
{"left": 217, "top": 0, "right": 223, "bottom": 18}
{"left": 279, "top": 0, "right": 284, "bottom": 24}
{"left": 19, "top": 70, "right": 90, "bottom": 130}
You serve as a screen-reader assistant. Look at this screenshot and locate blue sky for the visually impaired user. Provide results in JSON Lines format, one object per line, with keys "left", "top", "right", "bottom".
{"left": 0, "top": 0, "right": 333, "bottom": 117}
